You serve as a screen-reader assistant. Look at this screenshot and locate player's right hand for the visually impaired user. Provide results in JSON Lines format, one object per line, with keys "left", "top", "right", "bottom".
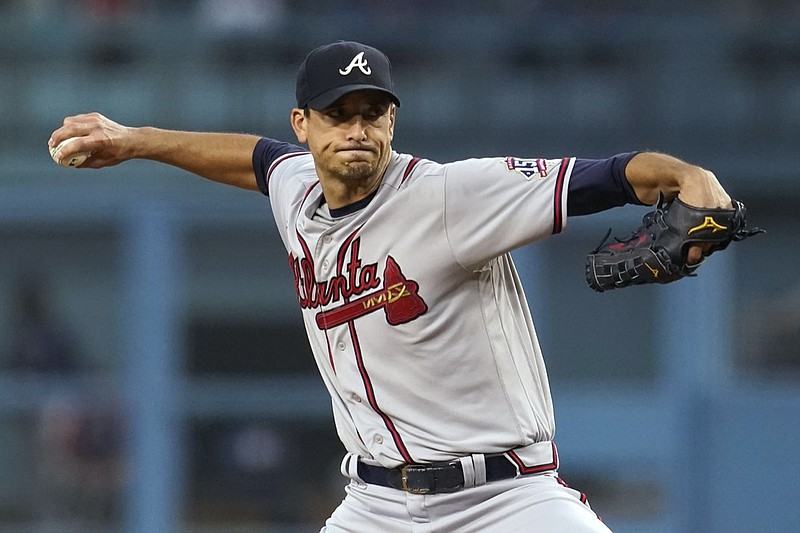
{"left": 48, "top": 112, "right": 134, "bottom": 169}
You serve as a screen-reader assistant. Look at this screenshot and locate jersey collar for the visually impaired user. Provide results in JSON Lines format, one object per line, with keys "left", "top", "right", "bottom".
{"left": 325, "top": 187, "right": 380, "bottom": 219}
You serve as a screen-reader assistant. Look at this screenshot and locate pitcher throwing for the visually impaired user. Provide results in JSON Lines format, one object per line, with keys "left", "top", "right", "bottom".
{"left": 49, "top": 40, "right": 758, "bottom": 532}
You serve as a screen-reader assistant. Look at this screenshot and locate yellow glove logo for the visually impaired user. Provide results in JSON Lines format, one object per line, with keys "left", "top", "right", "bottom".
{"left": 688, "top": 216, "right": 727, "bottom": 235}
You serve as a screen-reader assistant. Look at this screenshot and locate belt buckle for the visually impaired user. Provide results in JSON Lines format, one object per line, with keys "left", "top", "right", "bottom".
{"left": 400, "top": 464, "right": 431, "bottom": 494}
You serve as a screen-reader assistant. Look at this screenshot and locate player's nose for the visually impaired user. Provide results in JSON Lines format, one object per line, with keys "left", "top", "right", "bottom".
{"left": 344, "top": 116, "right": 368, "bottom": 141}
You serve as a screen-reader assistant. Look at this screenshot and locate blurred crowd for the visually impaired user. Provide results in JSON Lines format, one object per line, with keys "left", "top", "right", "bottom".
{"left": 2, "top": 0, "right": 800, "bottom": 27}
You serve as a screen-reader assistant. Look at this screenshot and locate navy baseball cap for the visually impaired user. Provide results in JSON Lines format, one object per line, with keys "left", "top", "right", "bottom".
{"left": 295, "top": 41, "right": 401, "bottom": 110}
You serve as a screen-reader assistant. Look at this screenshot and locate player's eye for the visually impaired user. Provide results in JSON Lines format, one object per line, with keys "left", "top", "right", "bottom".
{"left": 323, "top": 107, "right": 345, "bottom": 120}
{"left": 364, "top": 106, "right": 387, "bottom": 121}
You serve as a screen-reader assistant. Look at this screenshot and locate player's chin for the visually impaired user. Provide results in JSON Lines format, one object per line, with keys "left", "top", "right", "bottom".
{"left": 338, "top": 161, "right": 376, "bottom": 181}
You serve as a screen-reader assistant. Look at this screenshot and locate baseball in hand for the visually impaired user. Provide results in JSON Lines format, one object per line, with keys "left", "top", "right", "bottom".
{"left": 50, "top": 137, "right": 89, "bottom": 167}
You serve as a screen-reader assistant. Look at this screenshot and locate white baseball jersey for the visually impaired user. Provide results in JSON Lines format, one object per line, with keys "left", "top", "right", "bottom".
{"left": 262, "top": 146, "right": 575, "bottom": 469}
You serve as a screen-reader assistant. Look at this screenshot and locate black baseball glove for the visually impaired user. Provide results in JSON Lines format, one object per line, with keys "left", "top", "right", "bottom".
{"left": 586, "top": 196, "right": 764, "bottom": 292}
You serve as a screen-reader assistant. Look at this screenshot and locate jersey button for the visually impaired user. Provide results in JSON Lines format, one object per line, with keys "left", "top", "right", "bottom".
{"left": 322, "top": 260, "right": 330, "bottom": 270}
{"left": 323, "top": 235, "right": 332, "bottom": 244}
{"left": 351, "top": 393, "right": 362, "bottom": 403}
{"left": 374, "top": 435, "right": 384, "bottom": 444}
{"left": 337, "top": 341, "right": 346, "bottom": 351}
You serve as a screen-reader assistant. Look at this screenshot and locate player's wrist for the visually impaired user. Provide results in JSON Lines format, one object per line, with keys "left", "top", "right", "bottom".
{"left": 128, "top": 126, "right": 163, "bottom": 161}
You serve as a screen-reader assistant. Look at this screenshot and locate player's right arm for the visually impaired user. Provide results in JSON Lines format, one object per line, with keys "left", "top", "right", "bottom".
{"left": 49, "top": 112, "right": 261, "bottom": 191}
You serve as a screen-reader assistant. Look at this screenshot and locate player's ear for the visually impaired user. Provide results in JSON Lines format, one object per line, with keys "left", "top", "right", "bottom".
{"left": 388, "top": 104, "right": 396, "bottom": 140}
{"left": 290, "top": 108, "right": 308, "bottom": 144}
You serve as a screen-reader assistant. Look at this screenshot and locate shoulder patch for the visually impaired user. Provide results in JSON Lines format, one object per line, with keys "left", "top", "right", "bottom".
{"left": 504, "top": 157, "right": 554, "bottom": 180}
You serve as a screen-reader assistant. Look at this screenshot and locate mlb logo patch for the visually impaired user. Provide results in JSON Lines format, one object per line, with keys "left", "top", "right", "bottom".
{"left": 505, "top": 157, "right": 552, "bottom": 180}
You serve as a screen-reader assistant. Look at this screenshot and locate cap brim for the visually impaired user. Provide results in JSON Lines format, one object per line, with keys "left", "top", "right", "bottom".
{"left": 306, "top": 84, "right": 401, "bottom": 110}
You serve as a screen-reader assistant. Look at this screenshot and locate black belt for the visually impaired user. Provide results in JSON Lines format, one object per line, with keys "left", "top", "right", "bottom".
{"left": 357, "top": 454, "right": 519, "bottom": 495}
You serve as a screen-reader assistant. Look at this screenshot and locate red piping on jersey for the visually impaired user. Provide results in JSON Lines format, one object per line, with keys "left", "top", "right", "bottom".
{"left": 301, "top": 179, "right": 320, "bottom": 206}
{"left": 296, "top": 227, "right": 366, "bottom": 371}
{"left": 267, "top": 151, "right": 309, "bottom": 189}
{"left": 293, "top": 214, "right": 413, "bottom": 461}
{"left": 507, "top": 441, "right": 559, "bottom": 474}
{"left": 552, "top": 158, "right": 570, "bottom": 235}
{"left": 332, "top": 227, "right": 414, "bottom": 463}
{"left": 348, "top": 321, "right": 415, "bottom": 464}
{"left": 323, "top": 328, "right": 335, "bottom": 373}
{"left": 336, "top": 226, "right": 364, "bottom": 273}
{"left": 401, "top": 157, "right": 421, "bottom": 184}
{"left": 556, "top": 476, "right": 591, "bottom": 509}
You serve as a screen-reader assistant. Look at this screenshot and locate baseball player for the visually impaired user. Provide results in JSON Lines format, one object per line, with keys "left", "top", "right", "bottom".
{"left": 49, "top": 41, "right": 735, "bottom": 532}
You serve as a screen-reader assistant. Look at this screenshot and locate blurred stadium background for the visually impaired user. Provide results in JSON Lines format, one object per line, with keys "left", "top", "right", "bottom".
{"left": 1, "top": 0, "right": 798, "bottom": 532}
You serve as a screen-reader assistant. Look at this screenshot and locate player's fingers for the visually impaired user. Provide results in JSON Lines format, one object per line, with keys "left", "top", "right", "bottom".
{"left": 74, "top": 155, "right": 123, "bottom": 169}
{"left": 687, "top": 243, "right": 714, "bottom": 265}
{"left": 687, "top": 245, "right": 703, "bottom": 265}
{"left": 48, "top": 113, "right": 131, "bottom": 168}
{"left": 48, "top": 134, "right": 93, "bottom": 160}
{"left": 49, "top": 112, "right": 111, "bottom": 147}
{"left": 49, "top": 125, "right": 91, "bottom": 148}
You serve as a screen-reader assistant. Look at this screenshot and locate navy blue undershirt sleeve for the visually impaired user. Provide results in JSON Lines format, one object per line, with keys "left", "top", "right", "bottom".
{"left": 252, "top": 137, "right": 306, "bottom": 196}
{"left": 567, "top": 151, "right": 643, "bottom": 216}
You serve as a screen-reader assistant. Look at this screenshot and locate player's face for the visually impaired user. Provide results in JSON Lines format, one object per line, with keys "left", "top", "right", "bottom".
{"left": 291, "top": 90, "right": 396, "bottom": 191}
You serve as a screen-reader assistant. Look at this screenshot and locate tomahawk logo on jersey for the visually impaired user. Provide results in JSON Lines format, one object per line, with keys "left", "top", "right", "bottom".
{"left": 289, "top": 235, "right": 428, "bottom": 330}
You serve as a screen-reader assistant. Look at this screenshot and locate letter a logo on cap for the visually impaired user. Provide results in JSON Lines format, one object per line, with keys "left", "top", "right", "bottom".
{"left": 339, "top": 52, "right": 372, "bottom": 76}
